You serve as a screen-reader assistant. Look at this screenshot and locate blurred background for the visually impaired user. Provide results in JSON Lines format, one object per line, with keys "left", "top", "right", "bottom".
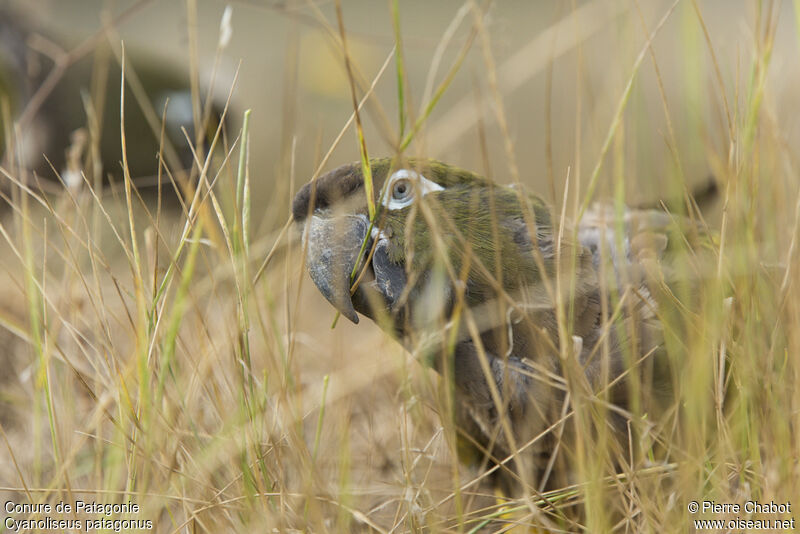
{"left": 1, "top": 0, "right": 799, "bottom": 531}
{"left": 10, "top": 0, "right": 800, "bottom": 216}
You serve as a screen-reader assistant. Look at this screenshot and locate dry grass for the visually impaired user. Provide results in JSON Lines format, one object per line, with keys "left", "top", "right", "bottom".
{"left": 1, "top": 0, "right": 799, "bottom": 532}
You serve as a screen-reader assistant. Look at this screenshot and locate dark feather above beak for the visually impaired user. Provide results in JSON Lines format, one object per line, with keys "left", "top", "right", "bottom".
{"left": 304, "top": 213, "right": 369, "bottom": 324}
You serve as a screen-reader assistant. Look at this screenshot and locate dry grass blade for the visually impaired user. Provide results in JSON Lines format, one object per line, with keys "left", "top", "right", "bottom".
{"left": 335, "top": 0, "right": 375, "bottom": 221}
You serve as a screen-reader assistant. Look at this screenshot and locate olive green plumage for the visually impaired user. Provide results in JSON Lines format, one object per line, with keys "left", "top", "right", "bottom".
{"left": 293, "top": 157, "right": 703, "bottom": 493}
{"left": 383, "top": 177, "right": 554, "bottom": 292}
{"left": 293, "top": 158, "right": 588, "bottom": 310}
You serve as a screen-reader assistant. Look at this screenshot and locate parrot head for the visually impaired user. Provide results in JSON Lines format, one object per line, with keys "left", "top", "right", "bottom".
{"left": 292, "top": 158, "right": 594, "bottom": 348}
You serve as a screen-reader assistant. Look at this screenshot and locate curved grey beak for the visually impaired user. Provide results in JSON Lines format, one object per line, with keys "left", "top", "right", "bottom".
{"left": 304, "top": 214, "right": 369, "bottom": 324}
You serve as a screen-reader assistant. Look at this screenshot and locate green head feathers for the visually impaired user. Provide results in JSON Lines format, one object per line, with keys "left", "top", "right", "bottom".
{"left": 292, "top": 158, "right": 586, "bottom": 329}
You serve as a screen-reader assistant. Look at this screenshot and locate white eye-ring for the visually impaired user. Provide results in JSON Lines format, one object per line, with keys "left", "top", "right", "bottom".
{"left": 382, "top": 169, "right": 444, "bottom": 210}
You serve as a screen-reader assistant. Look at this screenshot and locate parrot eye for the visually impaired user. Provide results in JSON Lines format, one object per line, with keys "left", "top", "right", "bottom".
{"left": 391, "top": 179, "right": 412, "bottom": 202}
{"left": 383, "top": 169, "right": 444, "bottom": 210}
